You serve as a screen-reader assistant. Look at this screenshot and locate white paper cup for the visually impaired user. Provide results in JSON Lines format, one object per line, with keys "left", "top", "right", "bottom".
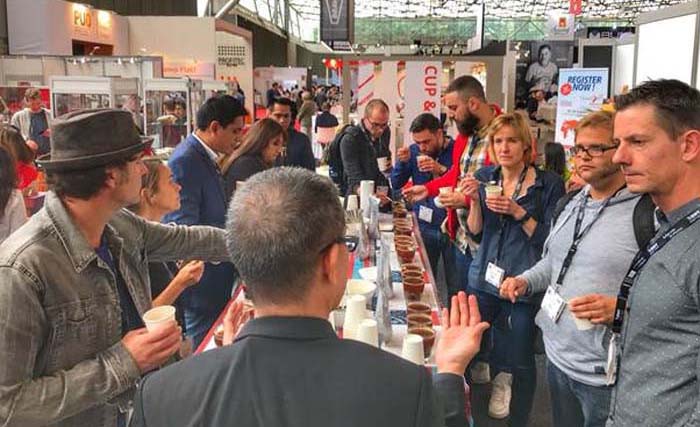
{"left": 377, "top": 157, "right": 389, "bottom": 171}
{"left": 439, "top": 187, "right": 452, "bottom": 196}
{"left": 356, "top": 319, "right": 379, "bottom": 347}
{"left": 143, "top": 305, "right": 176, "bottom": 332}
{"left": 402, "top": 333, "right": 425, "bottom": 365}
{"left": 485, "top": 185, "right": 503, "bottom": 199}
{"left": 571, "top": 313, "right": 594, "bottom": 331}
{"left": 343, "top": 295, "right": 367, "bottom": 340}
{"left": 346, "top": 194, "right": 359, "bottom": 211}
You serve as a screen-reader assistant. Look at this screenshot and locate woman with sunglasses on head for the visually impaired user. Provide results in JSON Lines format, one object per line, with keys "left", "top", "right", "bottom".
{"left": 460, "top": 112, "right": 565, "bottom": 426}
{"left": 0, "top": 146, "right": 27, "bottom": 245}
{"left": 0, "top": 125, "right": 38, "bottom": 193}
{"left": 220, "top": 118, "right": 287, "bottom": 201}
{"left": 127, "top": 158, "right": 205, "bottom": 333}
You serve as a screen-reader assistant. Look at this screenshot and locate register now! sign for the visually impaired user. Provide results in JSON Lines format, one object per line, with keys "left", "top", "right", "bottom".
{"left": 403, "top": 62, "right": 441, "bottom": 146}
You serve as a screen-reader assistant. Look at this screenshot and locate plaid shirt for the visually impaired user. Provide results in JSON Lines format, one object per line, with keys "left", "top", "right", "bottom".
{"left": 453, "top": 132, "right": 490, "bottom": 252}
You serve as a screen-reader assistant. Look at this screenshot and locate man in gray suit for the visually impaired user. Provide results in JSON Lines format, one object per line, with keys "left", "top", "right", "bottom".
{"left": 130, "top": 167, "right": 490, "bottom": 427}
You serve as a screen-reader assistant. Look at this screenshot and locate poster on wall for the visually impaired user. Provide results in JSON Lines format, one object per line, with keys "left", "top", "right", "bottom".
{"left": 514, "top": 41, "right": 574, "bottom": 111}
{"left": 403, "top": 62, "right": 441, "bottom": 146}
{"left": 555, "top": 68, "right": 609, "bottom": 146}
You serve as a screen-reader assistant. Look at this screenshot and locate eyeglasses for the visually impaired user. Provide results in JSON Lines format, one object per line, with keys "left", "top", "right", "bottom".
{"left": 319, "top": 235, "right": 359, "bottom": 254}
{"left": 569, "top": 144, "right": 619, "bottom": 158}
{"left": 368, "top": 120, "right": 390, "bottom": 131}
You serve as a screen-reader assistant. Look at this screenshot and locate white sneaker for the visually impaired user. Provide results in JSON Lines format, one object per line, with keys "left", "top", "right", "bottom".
{"left": 488, "top": 372, "right": 512, "bottom": 419}
{"left": 470, "top": 361, "right": 491, "bottom": 384}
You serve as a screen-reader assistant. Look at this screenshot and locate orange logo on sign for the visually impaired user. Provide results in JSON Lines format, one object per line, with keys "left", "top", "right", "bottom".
{"left": 74, "top": 9, "right": 92, "bottom": 28}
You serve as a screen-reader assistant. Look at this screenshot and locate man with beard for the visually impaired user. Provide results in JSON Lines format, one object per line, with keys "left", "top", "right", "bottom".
{"left": 500, "top": 110, "right": 655, "bottom": 427}
{"left": 403, "top": 76, "right": 499, "bottom": 300}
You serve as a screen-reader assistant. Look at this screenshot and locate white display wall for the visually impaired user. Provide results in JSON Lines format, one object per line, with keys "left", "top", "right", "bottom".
{"left": 635, "top": 1, "right": 700, "bottom": 87}
{"left": 614, "top": 43, "right": 635, "bottom": 94}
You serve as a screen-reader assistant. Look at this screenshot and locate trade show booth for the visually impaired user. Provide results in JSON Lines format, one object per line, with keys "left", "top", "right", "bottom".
{"left": 143, "top": 78, "right": 205, "bottom": 148}
{"left": 50, "top": 76, "right": 139, "bottom": 116}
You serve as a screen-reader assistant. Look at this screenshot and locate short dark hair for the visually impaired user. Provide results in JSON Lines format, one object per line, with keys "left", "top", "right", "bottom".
{"left": 544, "top": 142, "right": 566, "bottom": 177}
{"left": 409, "top": 113, "right": 441, "bottom": 134}
{"left": 538, "top": 44, "right": 552, "bottom": 55}
{"left": 226, "top": 168, "right": 345, "bottom": 305}
{"left": 615, "top": 79, "right": 700, "bottom": 139}
{"left": 269, "top": 96, "right": 295, "bottom": 110}
{"left": 196, "top": 95, "right": 248, "bottom": 131}
{"left": 445, "top": 75, "right": 486, "bottom": 102}
{"left": 46, "top": 159, "right": 130, "bottom": 200}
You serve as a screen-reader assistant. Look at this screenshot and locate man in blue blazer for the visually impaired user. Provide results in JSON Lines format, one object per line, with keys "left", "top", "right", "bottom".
{"left": 163, "top": 95, "right": 248, "bottom": 347}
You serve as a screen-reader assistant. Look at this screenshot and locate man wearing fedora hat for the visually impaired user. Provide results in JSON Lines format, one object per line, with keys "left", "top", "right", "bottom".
{"left": 0, "top": 109, "right": 231, "bottom": 427}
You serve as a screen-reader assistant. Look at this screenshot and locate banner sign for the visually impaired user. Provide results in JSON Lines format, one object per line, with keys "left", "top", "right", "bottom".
{"left": 403, "top": 62, "right": 441, "bottom": 146}
{"left": 569, "top": 0, "right": 582, "bottom": 16}
{"left": 546, "top": 12, "right": 575, "bottom": 40}
{"left": 555, "top": 68, "right": 609, "bottom": 146}
{"left": 320, "top": 0, "right": 354, "bottom": 44}
{"left": 357, "top": 62, "right": 375, "bottom": 109}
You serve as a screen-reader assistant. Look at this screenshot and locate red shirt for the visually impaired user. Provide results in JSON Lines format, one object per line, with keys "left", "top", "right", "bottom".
{"left": 16, "top": 162, "right": 38, "bottom": 191}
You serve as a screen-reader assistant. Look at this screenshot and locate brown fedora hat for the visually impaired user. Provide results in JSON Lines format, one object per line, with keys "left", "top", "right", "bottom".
{"left": 37, "top": 109, "right": 152, "bottom": 172}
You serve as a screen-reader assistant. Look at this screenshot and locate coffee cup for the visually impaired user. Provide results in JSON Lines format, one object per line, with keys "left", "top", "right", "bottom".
{"left": 408, "top": 326, "right": 436, "bottom": 357}
{"left": 356, "top": 319, "right": 379, "bottom": 347}
{"left": 439, "top": 187, "right": 452, "bottom": 196}
{"left": 402, "top": 334, "right": 425, "bottom": 365}
{"left": 143, "top": 305, "right": 176, "bottom": 332}
{"left": 403, "top": 277, "right": 425, "bottom": 300}
{"left": 571, "top": 312, "right": 594, "bottom": 331}
{"left": 407, "top": 301, "right": 432, "bottom": 316}
{"left": 417, "top": 155, "right": 431, "bottom": 171}
{"left": 485, "top": 184, "right": 503, "bottom": 199}
{"left": 346, "top": 194, "right": 359, "bottom": 211}
{"left": 343, "top": 295, "right": 367, "bottom": 339}
{"left": 377, "top": 157, "right": 390, "bottom": 171}
{"left": 407, "top": 313, "right": 432, "bottom": 328}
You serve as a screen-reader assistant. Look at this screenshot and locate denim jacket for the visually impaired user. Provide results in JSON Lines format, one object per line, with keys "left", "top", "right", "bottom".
{"left": 0, "top": 192, "right": 230, "bottom": 427}
{"left": 467, "top": 166, "right": 565, "bottom": 302}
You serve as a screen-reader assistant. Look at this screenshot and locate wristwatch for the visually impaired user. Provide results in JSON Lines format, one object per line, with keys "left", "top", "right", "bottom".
{"left": 517, "top": 211, "right": 532, "bottom": 223}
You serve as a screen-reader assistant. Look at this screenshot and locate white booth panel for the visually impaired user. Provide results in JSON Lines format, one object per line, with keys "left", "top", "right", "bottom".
{"left": 614, "top": 44, "right": 635, "bottom": 95}
{"left": 636, "top": 14, "right": 697, "bottom": 85}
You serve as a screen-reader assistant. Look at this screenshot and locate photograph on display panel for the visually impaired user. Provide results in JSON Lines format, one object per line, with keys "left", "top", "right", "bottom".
{"left": 514, "top": 41, "right": 575, "bottom": 110}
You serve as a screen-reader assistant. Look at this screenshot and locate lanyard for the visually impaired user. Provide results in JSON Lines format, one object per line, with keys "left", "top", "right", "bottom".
{"left": 494, "top": 165, "right": 529, "bottom": 263}
{"left": 553, "top": 188, "right": 621, "bottom": 289}
{"left": 612, "top": 206, "right": 700, "bottom": 334}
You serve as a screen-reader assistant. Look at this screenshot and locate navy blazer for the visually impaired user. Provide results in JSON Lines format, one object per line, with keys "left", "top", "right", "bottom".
{"left": 277, "top": 128, "right": 316, "bottom": 171}
{"left": 131, "top": 316, "right": 468, "bottom": 427}
{"left": 163, "top": 135, "right": 237, "bottom": 312}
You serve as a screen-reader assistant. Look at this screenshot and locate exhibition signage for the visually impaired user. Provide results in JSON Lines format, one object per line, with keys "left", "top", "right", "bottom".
{"left": 321, "top": 0, "right": 355, "bottom": 46}
{"left": 357, "top": 62, "right": 375, "bottom": 109}
{"left": 403, "top": 62, "right": 441, "bottom": 145}
{"left": 546, "top": 12, "right": 575, "bottom": 40}
{"left": 555, "top": 68, "right": 609, "bottom": 146}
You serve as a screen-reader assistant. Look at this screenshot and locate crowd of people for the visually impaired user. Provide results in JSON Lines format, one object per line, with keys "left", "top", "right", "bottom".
{"left": 0, "top": 75, "right": 698, "bottom": 427}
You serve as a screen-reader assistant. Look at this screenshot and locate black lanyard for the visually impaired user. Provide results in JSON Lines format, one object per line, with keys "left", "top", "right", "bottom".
{"left": 553, "top": 188, "right": 621, "bottom": 288}
{"left": 612, "top": 206, "right": 700, "bottom": 334}
{"left": 494, "top": 165, "right": 529, "bottom": 263}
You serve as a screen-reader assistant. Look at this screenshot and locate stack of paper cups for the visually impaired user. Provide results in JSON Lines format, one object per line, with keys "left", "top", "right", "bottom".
{"left": 346, "top": 194, "right": 359, "bottom": 211}
{"left": 360, "top": 180, "right": 375, "bottom": 214}
{"left": 343, "top": 295, "right": 367, "bottom": 340}
{"left": 356, "top": 319, "right": 379, "bottom": 347}
{"left": 402, "top": 333, "right": 425, "bottom": 365}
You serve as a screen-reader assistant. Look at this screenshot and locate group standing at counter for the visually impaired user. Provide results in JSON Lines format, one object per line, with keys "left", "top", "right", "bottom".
{"left": 0, "top": 74, "right": 698, "bottom": 427}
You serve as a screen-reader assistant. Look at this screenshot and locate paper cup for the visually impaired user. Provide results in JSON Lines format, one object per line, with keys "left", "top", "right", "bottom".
{"left": 377, "top": 157, "right": 389, "bottom": 171}
{"left": 439, "top": 187, "right": 452, "bottom": 196}
{"left": 402, "top": 334, "right": 425, "bottom": 365}
{"left": 343, "top": 295, "right": 367, "bottom": 340}
{"left": 571, "top": 313, "right": 594, "bottom": 331}
{"left": 485, "top": 185, "right": 502, "bottom": 199}
{"left": 356, "top": 319, "right": 379, "bottom": 347}
{"left": 346, "top": 194, "right": 359, "bottom": 211}
{"left": 143, "top": 305, "right": 176, "bottom": 332}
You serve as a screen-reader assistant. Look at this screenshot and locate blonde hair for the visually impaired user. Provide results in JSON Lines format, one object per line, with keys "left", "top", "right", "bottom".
{"left": 574, "top": 110, "right": 614, "bottom": 143}
{"left": 486, "top": 112, "right": 533, "bottom": 165}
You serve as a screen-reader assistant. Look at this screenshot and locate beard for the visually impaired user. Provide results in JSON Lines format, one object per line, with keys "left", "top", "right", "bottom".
{"left": 456, "top": 113, "right": 480, "bottom": 136}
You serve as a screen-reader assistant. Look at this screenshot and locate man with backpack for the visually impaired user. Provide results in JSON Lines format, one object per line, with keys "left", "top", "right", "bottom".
{"left": 500, "top": 110, "right": 655, "bottom": 427}
{"left": 330, "top": 99, "right": 390, "bottom": 197}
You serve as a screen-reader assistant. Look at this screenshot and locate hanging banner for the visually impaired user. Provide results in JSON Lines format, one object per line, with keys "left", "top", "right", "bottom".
{"left": 357, "top": 62, "right": 375, "bottom": 110}
{"left": 546, "top": 12, "right": 575, "bottom": 41}
{"left": 320, "top": 0, "right": 355, "bottom": 44}
{"left": 555, "top": 68, "right": 609, "bottom": 146}
{"left": 403, "top": 61, "right": 441, "bottom": 146}
{"left": 569, "top": 0, "right": 582, "bottom": 16}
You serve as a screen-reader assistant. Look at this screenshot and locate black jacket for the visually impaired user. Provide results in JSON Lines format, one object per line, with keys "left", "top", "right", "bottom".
{"left": 130, "top": 317, "right": 468, "bottom": 427}
{"left": 276, "top": 128, "right": 316, "bottom": 171}
{"left": 339, "top": 124, "right": 389, "bottom": 195}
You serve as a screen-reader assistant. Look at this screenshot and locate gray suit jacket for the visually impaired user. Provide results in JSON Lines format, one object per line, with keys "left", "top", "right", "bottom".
{"left": 131, "top": 316, "right": 468, "bottom": 427}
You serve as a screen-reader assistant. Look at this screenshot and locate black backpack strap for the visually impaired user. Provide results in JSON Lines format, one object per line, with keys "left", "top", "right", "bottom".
{"left": 551, "top": 188, "right": 581, "bottom": 227}
{"left": 632, "top": 193, "right": 657, "bottom": 249}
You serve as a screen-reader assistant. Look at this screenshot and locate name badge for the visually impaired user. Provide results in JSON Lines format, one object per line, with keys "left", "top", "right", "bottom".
{"left": 606, "top": 335, "right": 619, "bottom": 385}
{"left": 485, "top": 262, "right": 505, "bottom": 288}
{"left": 541, "top": 286, "right": 566, "bottom": 322}
{"left": 418, "top": 205, "right": 434, "bottom": 223}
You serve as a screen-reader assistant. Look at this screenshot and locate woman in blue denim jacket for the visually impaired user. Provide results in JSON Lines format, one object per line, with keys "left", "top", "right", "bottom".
{"left": 461, "top": 113, "right": 565, "bottom": 426}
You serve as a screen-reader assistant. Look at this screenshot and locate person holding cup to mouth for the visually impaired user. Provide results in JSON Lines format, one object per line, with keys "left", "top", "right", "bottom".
{"left": 391, "top": 113, "right": 455, "bottom": 306}
{"left": 499, "top": 110, "right": 656, "bottom": 427}
{"left": 462, "top": 112, "right": 564, "bottom": 424}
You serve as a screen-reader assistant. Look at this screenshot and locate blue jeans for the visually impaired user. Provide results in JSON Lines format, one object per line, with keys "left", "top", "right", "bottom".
{"left": 546, "top": 360, "right": 612, "bottom": 427}
{"left": 184, "top": 308, "right": 220, "bottom": 349}
{"left": 473, "top": 290, "right": 538, "bottom": 427}
{"left": 420, "top": 225, "right": 466, "bottom": 307}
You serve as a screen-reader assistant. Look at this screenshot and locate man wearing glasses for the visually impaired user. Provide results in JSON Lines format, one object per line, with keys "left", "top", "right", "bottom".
{"left": 339, "top": 98, "right": 391, "bottom": 197}
{"left": 131, "top": 167, "right": 490, "bottom": 427}
{"left": 500, "top": 110, "right": 655, "bottom": 427}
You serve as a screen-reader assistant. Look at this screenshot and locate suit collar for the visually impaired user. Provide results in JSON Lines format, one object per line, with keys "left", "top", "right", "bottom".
{"left": 235, "top": 316, "right": 337, "bottom": 342}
